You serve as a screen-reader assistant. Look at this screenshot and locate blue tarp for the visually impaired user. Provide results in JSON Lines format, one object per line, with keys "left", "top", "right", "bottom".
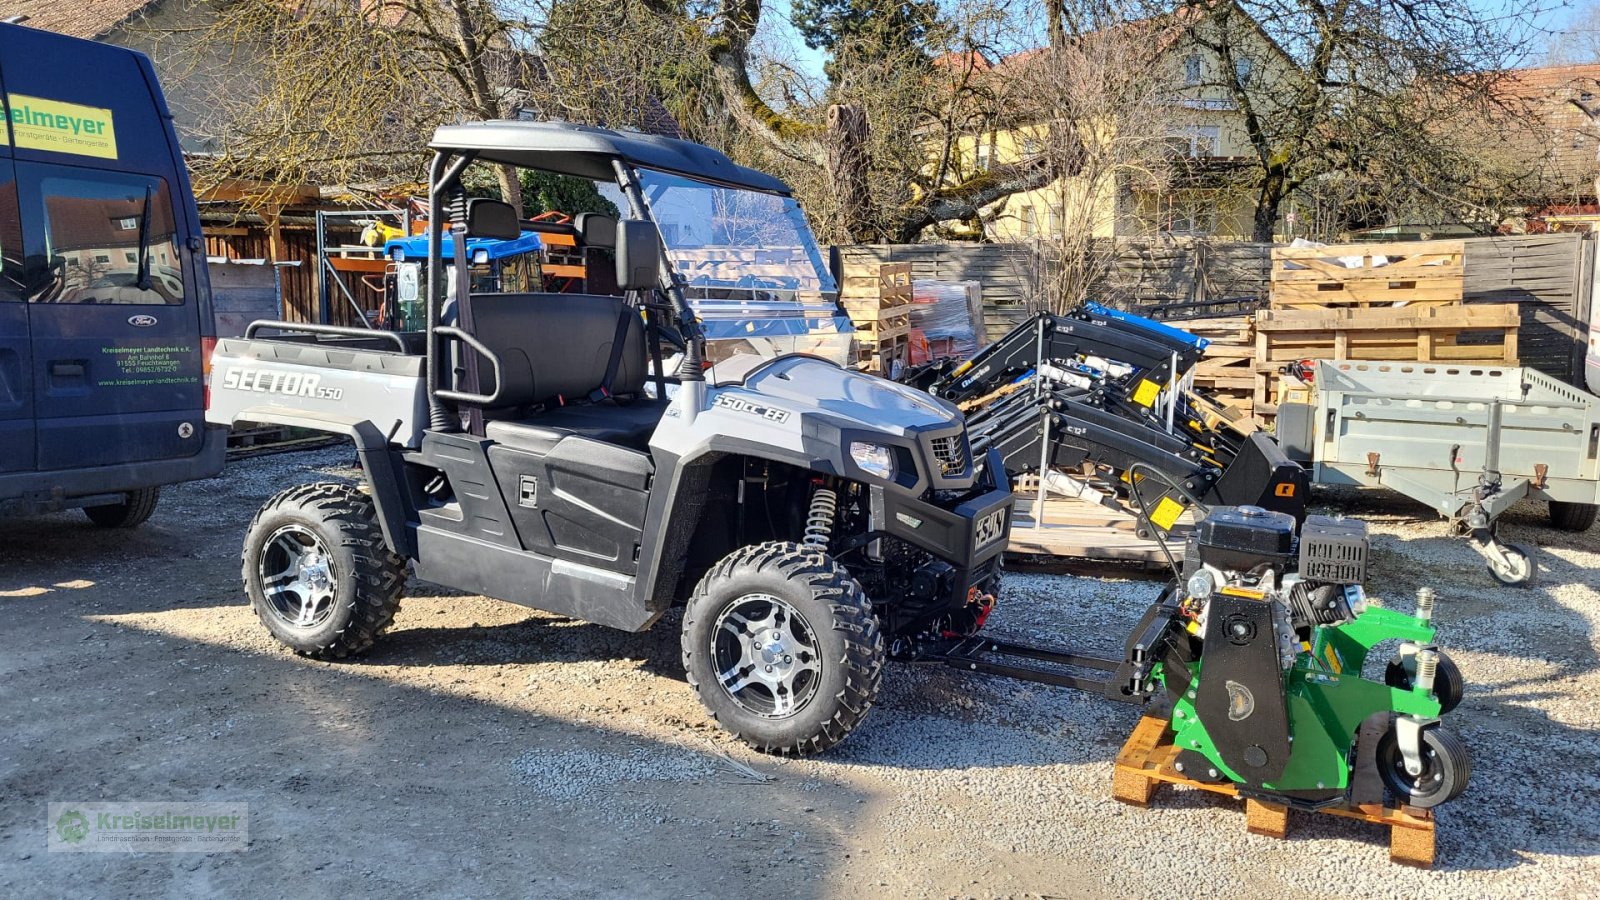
{"left": 385, "top": 231, "right": 543, "bottom": 262}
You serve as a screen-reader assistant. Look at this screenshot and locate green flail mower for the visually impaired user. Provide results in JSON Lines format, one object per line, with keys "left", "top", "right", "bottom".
{"left": 919, "top": 502, "right": 1471, "bottom": 811}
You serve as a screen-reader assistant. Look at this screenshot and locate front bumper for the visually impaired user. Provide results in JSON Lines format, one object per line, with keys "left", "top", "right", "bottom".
{"left": 876, "top": 448, "right": 1012, "bottom": 570}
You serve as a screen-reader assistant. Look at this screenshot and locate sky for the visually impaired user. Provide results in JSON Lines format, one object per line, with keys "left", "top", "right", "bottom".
{"left": 769, "top": 0, "right": 1600, "bottom": 81}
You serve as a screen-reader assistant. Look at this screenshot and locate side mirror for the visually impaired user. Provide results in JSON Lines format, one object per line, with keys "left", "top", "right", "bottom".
{"left": 464, "top": 198, "right": 519, "bottom": 240}
{"left": 615, "top": 220, "right": 662, "bottom": 291}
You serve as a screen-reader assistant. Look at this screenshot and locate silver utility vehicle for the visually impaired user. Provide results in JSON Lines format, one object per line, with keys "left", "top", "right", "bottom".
{"left": 208, "top": 122, "right": 1011, "bottom": 754}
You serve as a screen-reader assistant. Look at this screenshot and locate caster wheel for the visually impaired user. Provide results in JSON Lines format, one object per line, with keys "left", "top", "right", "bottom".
{"left": 1487, "top": 543, "right": 1536, "bottom": 587}
{"left": 1385, "top": 651, "right": 1465, "bottom": 714}
{"left": 1375, "top": 725, "right": 1470, "bottom": 809}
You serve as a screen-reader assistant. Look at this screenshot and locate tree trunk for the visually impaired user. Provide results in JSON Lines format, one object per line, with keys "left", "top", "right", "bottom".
{"left": 495, "top": 164, "right": 524, "bottom": 219}
{"left": 826, "top": 104, "right": 873, "bottom": 242}
{"left": 1253, "top": 167, "right": 1288, "bottom": 242}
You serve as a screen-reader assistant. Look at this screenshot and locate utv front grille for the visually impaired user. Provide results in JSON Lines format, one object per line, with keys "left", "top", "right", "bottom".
{"left": 929, "top": 435, "right": 969, "bottom": 477}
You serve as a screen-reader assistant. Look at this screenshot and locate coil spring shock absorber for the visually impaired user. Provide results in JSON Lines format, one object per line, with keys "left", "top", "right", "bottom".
{"left": 802, "top": 487, "right": 838, "bottom": 552}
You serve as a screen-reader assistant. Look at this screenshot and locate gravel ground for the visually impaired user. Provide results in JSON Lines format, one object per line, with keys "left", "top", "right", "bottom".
{"left": 1, "top": 445, "right": 1597, "bottom": 898}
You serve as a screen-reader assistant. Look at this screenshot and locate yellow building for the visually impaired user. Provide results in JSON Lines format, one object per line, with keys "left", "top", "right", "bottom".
{"left": 933, "top": 12, "right": 1296, "bottom": 241}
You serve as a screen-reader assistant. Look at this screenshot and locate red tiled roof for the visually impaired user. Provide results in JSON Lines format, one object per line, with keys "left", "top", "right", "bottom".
{"left": 4, "top": 0, "right": 164, "bottom": 40}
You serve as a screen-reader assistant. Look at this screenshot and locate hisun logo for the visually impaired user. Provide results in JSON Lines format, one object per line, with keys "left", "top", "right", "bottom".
{"left": 221, "top": 367, "right": 343, "bottom": 401}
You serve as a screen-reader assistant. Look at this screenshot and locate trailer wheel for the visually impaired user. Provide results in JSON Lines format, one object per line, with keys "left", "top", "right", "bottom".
{"left": 242, "top": 482, "right": 405, "bottom": 660}
{"left": 83, "top": 486, "right": 160, "bottom": 528}
{"left": 1549, "top": 501, "right": 1598, "bottom": 532}
{"left": 1385, "top": 650, "right": 1465, "bottom": 715}
{"left": 1487, "top": 543, "right": 1536, "bottom": 587}
{"left": 1375, "top": 725, "right": 1471, "bottom": 809}
{"left": 681, "top": 542, "right": 884, "bottom": 755}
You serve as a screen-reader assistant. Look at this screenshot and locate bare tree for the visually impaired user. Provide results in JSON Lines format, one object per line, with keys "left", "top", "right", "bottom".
{"left": 1168, "top": 0, "right": 1552, "bottom": 239}
{"left": 1004, "top": 7, "right": 1182, "bottom": 310}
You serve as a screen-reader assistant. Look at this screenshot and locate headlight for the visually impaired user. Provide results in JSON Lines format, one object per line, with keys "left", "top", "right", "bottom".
{"left": 848, "top": 441, "right": 895, "bottom": 480}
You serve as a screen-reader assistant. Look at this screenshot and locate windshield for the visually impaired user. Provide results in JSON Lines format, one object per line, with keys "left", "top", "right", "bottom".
{"left": 615, "top": 170, "right": 837, "bottom": 300}
{"left": 602, "top": 168, "right": 853, "bottom": 367}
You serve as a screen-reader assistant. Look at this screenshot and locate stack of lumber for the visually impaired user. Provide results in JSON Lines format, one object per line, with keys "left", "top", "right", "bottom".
{"left": 841, "top": 262, "right": 912, "bottom": 373}
{"left": 1269, "top": 240, "right": 1465, "bottom": 309}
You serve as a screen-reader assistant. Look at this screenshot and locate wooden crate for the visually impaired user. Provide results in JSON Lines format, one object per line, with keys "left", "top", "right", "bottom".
{"left": 855, "top": 334, "right": 910, "bottom": 374}
{"left": 1182, "top": 314, "right": 1257, "bottom": 418}
{"left": 1250, "top": 304, "right": 1519, "bottom": 417}
{"left": 1271, "top": 240, "right": 1465, "bottom": 309}
{"left": 840, "top": 261, "right": 913, "bottom": 307}
{"left": 1112, "top": 715, "right": 1437, "bottom": 868}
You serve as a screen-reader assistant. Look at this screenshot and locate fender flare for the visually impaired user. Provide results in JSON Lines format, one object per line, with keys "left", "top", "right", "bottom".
{"left": 222, "top": 408, "right": 414, "bottom": 558}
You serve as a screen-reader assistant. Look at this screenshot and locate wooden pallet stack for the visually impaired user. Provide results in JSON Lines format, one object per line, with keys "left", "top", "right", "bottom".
{"left": 842, "top": 262, "right": 913, "bottom": 373}
{"left": 1180, "top": 315, "right": 1257, "bottom": 417}
{"left": 1270, "top": 240, "right": 1465, "bottom": 309}
{"left": 1250, "top": 239, "right": 1518, "bottom": 420}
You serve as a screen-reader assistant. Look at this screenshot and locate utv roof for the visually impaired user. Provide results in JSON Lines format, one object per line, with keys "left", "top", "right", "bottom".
{"left": 429, "top": 120, "right": 793, "bottom": 195}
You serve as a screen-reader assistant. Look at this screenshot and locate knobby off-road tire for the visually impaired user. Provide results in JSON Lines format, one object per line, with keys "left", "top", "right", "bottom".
{"left": 1549, "top": 500, "right": 1598, "bottom": 533}
{"left": 681, "top": 542, "right": 884, "bottom": 755}
{"left": 242, "top": 482, "right": 405, "bottom": 660}
{"left": 83, "top": 486, "right": 160, "bottom": 528}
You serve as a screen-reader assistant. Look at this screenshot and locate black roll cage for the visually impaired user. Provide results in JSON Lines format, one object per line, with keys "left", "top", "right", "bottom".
{"left": 420, "top": 149, "right": 709, "bottom": 432}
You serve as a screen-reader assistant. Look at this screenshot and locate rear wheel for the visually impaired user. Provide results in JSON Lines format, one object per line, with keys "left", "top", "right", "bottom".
{"left": 682, "top": 542, "right": 884, "bottom": 755}
{"left": 242, "top": 482, "right": 405, "bottom": 659}
{"left": 83, "top": 486, "right": 160, "bottom": 528}
{"left": 1549, "top": 501, "right": 1598, "bottom": 532}
{"left": 1384, "top": 650, "right": 1465, "bottom": 714}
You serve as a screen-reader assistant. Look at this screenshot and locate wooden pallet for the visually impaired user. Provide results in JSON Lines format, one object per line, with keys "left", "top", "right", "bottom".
{"left": 227, "top": 424, "right": 291, "bottom": 449}
{"left": 1271, "top": 240, "right": 1464, "bottom": 310}
{"left": 854, "top": 334, "right": 910, "bottom": 374}
{"left": 1008, "top": 482, "right": 1193, "bottom": 563}
{"left": 1250, "top": 304, "right": 1519, "bottom": 416}
{"left": 1112, "top": 715, "right": 1437, "bottom": 868}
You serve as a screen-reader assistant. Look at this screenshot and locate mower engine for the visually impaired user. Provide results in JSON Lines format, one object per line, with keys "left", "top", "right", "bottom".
{"left": 1157, "top": 505, "right": 1472, "bottom": 809}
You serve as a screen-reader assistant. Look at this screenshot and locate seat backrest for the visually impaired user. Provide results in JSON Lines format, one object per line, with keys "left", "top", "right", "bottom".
{"left": 464, "top": 293, "right": 647, "bottom": 409}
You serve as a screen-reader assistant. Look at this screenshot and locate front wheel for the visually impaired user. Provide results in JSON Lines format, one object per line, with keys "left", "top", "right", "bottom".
{"left": 241, "top": 482, "right": 405, "bottom": 660}
{"left": 1487, "top": 543, "right": 1536, "bottom": 587}
{"left": 681, "top": 542, "right": 884, "bottom": 755}
{"left": 1375, "top": 725, "right": 1471, "bottom": 809}
{"left": 1385, "top": 650, "right": 1465, "bottom": 714}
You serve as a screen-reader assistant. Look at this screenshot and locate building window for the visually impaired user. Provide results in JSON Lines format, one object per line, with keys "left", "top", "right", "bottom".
{"left": 115, "top": 216, "right": 138, "bottom": 230}
{"left": 1234, "top": 56, "right": 1253, "bottom": 87}
{"left": 1582, "top": 90, "right": 1595, "bottom": 103}
{"left": 1168, "top": 126, "right": 1222, "bottom": 158}
{"left": 1020, "top": 205, "right": 1037, "bottom": 237}
{"left": 976, "top": 139, "right": 993, "bottom": 172}
{"left": 1184, "top": 53, "right": 1203, "bottom": 85}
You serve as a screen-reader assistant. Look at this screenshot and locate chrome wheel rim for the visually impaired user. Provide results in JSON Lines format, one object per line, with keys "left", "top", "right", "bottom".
{"left": 712, "top": 593, "right": 822, "bottom": 719}
{"left": 259, "top": 524, "right": 338, "bottom": 629}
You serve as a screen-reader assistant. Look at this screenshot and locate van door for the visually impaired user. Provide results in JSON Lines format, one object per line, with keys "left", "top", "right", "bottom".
{"left": 0, "top": 162, "right": 32, "bottom": 473}
{"left": 18, "top": 162, "right": 205, "bottom": 469}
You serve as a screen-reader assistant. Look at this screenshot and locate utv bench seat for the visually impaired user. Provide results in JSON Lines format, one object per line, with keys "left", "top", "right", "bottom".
{"left": 484, "top": 399, "right": 667, "bottom": 454}
{"left": 463, "top": 291, "right": 663, "bottom": 452}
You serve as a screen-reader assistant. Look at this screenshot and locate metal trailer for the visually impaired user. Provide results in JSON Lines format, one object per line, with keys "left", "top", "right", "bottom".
{"left": 1288, "top": 360, "right": 1600, "bottom": 585}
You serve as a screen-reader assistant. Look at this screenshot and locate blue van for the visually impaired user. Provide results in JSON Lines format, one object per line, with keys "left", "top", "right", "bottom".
{"left": 0, "top": 23, "right": 225, "bottom": 526}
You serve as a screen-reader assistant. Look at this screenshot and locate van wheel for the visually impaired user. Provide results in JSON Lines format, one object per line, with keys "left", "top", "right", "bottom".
{"left": 242, "top": 482, "right": 405, "bottom": 659}
{"left": 682, "top": 542, "right": 884, "bottom": 755}
{"left": 84, "top": 487, "right": 160, "bottom": 528}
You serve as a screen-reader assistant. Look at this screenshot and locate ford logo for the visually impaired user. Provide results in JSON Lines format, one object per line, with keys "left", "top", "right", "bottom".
{"left": 128, "top": 315, "right": 158, "bottom": 328}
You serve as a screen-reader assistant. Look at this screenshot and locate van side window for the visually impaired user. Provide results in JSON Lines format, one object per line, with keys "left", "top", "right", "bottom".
{"left": 0, "top": 175, "right": 21, "bottom": 301}
{"left": 26, "top": 168, "right": 184, "bottom": 305}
